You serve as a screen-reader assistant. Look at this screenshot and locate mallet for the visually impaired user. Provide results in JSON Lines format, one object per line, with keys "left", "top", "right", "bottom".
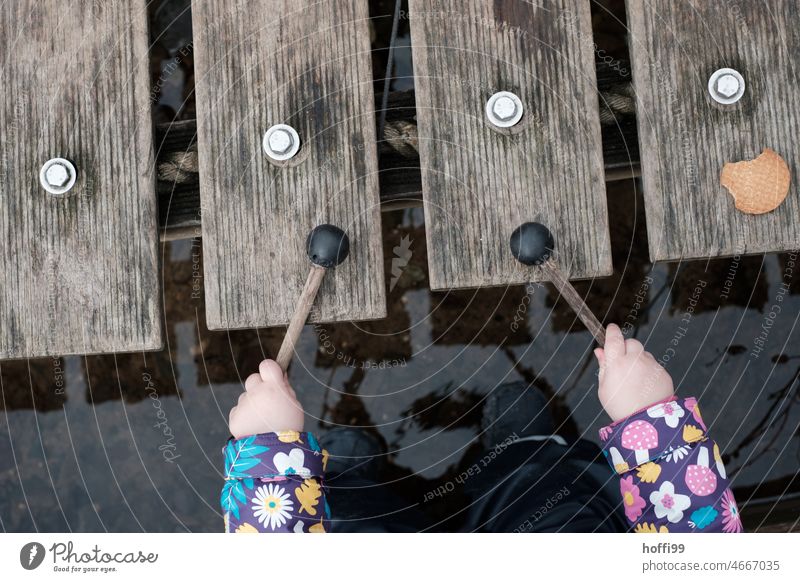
{"left": 275, "top": 224, "right": 350, "bottom": 370}
{"left": 510, "top": 222, "right": 605, "bottom": 346}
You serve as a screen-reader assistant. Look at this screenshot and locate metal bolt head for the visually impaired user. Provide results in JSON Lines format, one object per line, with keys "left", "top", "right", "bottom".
{"left": 486, "top": 91, "right": 524, "bottom": 128}
{"left": 708, "top": 68, "right": 745, "bottom": 105}
{"left": 268, "top": 130, "right": 293, "bottom": 154}
{"left": 45, "top": 163, "right": 70, "bottom": 187}
{"left": 39, "top": 158, "right": 77, "bottom": 195}
{"left": 263, "top": 124, "right": 301, "bottom": 161}
{"left": 493, "top": 95, "right": 518, "bottom": 121}
{"left": 716, "top": 74, "right": 740, "bottom": 98}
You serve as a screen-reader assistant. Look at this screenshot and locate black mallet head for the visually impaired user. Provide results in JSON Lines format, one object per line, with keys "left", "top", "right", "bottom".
{"left": 510, "top": 222, "right": 555, "bottom": 266}
{"left": 306, "top": 224, "right": 350, "bottom": 268}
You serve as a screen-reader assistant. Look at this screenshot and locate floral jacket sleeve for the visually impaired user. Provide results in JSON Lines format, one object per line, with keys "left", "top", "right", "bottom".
{"left": 221, "top": 431, "right": 330, "bottom": 533}
{"left": 600, "top": 396, "right": 742, "bottom": 533}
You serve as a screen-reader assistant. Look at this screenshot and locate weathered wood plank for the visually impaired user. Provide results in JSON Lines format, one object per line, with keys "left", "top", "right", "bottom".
{"left": 192, "top": 0, "right": 386, "bottom": 329}
{"left": 627, "top": 1, "right": 800, "bottom": 261}
{"left": 0, "top": 0, "right": 161, "bottom": 359}
{"left": 408, "top": 0, "right": 612, "bottom": 289}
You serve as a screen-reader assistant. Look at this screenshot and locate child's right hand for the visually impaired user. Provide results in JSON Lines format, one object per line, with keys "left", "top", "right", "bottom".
{"left": 593, "top": 324, "right": 674, "bottom": 422}
{"left": 228, "top": 359, "right": 305, "bottom": 439}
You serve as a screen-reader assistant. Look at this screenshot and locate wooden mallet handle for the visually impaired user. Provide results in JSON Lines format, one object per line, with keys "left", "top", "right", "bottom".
{"left": 275, "top": 224, "right": 351, "bottom": 371}
{"left": 539, "top": 259, "right": 605, "bottom": 346}
{"left": 510, "top": 222, "right": 605, "bottom": 346}
{"left": 275, "top": 265, "right": 327, "bottom": 370}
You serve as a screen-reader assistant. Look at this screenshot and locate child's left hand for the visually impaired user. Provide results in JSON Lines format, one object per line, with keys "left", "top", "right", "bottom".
{"left": 228, "top": 359, "right": 305, "bottom": 439}
{"left": 594, "top": 324, "right": 674, "bottom": 422}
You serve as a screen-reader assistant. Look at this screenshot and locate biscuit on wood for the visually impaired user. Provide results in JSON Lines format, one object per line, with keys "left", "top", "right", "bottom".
{"left": 720, "top": 148, "right": 791, "bottom": 215}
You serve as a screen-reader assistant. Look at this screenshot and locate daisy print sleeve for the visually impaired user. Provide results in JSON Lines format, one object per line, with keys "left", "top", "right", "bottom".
{"left": 221, "top": 431, "right": 330, "bottom": 533}
{"left": 599, "top": 396, "right": 742, "bottom": 533}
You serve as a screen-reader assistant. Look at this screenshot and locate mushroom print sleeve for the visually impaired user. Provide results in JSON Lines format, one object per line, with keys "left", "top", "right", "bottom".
{"left": 221, "top": 431, "right": 330, "bottom": 533}
{"left": 599, "top": 396, "right": 742, "bottom": 533}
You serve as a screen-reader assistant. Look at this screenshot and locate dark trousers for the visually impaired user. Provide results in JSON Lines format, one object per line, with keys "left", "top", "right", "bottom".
{"left": 326, "top": 437, "right": 627, "bottom": 532}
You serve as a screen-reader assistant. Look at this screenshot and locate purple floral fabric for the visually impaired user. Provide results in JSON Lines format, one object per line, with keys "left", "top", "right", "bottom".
{"left": 221, "top": 431, "right": 330, "bottom": 533}
{"left": 600, "top": 397, "right": 742, "bottom": 533}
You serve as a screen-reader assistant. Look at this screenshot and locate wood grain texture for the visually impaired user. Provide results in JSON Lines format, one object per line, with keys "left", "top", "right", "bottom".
{"left": 192, "top": 0, "right": 386, "bottom": 329}
{"left": 408, "top": 0, "right": 611, "bottom": 290}
{"left": 0, "top": 1, "right": 161, "bottom": 359}
{"left": 627, "top": 1, "right": 800, "bottom": 261}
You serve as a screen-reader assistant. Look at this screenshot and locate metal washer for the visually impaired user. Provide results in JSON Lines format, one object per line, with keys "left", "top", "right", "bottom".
{"left": 39, "top": 158, "right": 77, "bottom": 196}
{"left": 486, "top": 91, "right": 524, "bottom": 128}
{"left": 263, "top": 124, "right": 301, "bottom": 161}
{"left": 708, "top": 68, "right": 745, "bottom": 105}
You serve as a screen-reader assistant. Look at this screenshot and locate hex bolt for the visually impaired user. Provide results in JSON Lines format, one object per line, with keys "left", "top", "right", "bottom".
{"left": 269, "top": 130, "right": 292, "bottom": 154}
{"left": 263, "top": 124, "right": 301, "bottom": 161}
{"left": 708, "top": 68, "right": 745, "bottom": 105}
{"left": 493, "top": 96, "right": 517, "bottom": 120}
{"left": 716, "top": 75, "right": 739, "bottom": 98}
{"left": 46, "top": 164, "right": 69, "bottom": 187}
{"left": 486, "top": 91, "right": 524, "bottom": 128}
{"left": 39, "top": 158, "right": 77, "bottom": 196}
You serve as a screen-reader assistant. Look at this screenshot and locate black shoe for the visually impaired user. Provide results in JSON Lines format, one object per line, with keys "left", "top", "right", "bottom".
{"left": 481, "top": 381, "right": 555, "bottom": 450}
{"left": 319, "top": 428, "right": 386, "bottom": 482}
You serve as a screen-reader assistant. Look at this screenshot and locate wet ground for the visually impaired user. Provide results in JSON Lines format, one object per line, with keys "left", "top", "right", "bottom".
{"left": 1, "top": 1, "right": 798, "bottom": 532}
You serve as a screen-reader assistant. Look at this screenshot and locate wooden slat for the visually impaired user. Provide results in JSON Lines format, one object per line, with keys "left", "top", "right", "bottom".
{"left": 628, "top": 1, "right": 800, "bottom": 261}
{"left": 408, "top": 0, "right": 612, "bottom": 290}
{"left": 0, "top": 1, "right": 161, "bottom": 359}
{"left": 192, "top": 0, "right": 385, "bottom": 329}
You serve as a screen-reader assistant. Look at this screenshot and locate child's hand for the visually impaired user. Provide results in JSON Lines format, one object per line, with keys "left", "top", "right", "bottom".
{"left": 593, "top": 324, "right": 674, "bottom": 422}
{"left": 228, "top": 359, "right": 305, "bottom": 439}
